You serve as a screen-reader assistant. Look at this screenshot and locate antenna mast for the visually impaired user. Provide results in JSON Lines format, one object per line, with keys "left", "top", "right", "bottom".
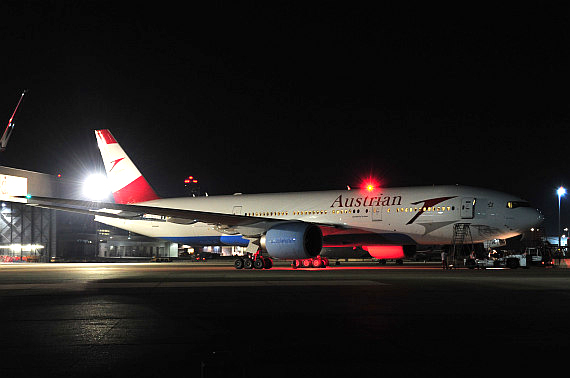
{"left": 1, "top": 90, "right": 27, "bottom": 152}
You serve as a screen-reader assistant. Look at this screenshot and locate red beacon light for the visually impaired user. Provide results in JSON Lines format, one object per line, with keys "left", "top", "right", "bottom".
{"left": 361, "top": 177, "right": 380, "bottom": 193}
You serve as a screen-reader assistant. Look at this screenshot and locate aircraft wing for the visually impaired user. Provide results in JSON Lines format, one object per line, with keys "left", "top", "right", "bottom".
{"left": 18, "top": 195, "right": 419, "bottom": 259}
{"left": 17, "top": 195, "right": 414, "bottom": 245}
{"left": 18, "top": 195, "right": 270, "bottom": 227}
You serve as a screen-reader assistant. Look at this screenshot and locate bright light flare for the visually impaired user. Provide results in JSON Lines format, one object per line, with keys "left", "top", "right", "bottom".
{"left": 83, "top": 174, "right": 111, "bottom": 201}
{"left": 557, "top": 187, "right": 566, "bottom": 198}
{"left": 361, "top": 177, "right": 380, "bottom": 192}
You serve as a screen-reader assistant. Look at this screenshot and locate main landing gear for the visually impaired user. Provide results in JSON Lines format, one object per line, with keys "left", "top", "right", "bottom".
{"left": 233, "top": 253, "right": 330, "bottom": 270}
{"left": 234, "top": 251, "right": 273, "bottom": 270}
{"left": 291, "top": 256, "right": 329, "bottom": 269}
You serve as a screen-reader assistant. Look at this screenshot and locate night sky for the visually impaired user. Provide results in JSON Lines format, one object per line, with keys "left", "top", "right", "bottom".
{"left": 1, "top": 2, "right": 569, "bottom": 233}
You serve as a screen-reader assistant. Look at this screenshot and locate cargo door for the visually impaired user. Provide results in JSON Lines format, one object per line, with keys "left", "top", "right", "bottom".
{"left": 461, "top": 198, "right": 474, "bottom": 219}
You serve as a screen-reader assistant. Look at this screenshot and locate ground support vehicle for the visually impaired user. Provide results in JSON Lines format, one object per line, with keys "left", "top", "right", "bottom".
{"left": 473, "top": 254, "right": 528, "bottom": 269}
{"left": 525, "top": 247, "right": 553, "bottom": 266}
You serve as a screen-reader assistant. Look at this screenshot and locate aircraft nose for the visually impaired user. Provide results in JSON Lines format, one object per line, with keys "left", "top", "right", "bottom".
{"left": 509, "top": 207, "right": 544, "bottom": 233}
{"left": 536, "top": 209, "right": 544, "bottom": 224}
{"left": 525, "top": 208, "right": 544, "bottom": 230}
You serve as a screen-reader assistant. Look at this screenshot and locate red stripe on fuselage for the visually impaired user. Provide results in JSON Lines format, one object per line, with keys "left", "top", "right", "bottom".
{"left": 112, "top": 175, "right": 160, "bottom": 204}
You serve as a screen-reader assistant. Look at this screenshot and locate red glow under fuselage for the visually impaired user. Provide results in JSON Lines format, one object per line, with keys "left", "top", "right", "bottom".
{"left": 362, "top": 245, "right": 405, "bottom": 259}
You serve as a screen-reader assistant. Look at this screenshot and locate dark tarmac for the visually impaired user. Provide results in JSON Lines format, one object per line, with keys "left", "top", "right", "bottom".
{"left": 1, "top": 261, "right": 569, "bottom": 378}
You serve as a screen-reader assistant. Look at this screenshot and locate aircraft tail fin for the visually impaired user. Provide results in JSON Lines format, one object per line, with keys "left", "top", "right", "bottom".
{"left": 95, "top": 129, "right": 160, "bottom": 204}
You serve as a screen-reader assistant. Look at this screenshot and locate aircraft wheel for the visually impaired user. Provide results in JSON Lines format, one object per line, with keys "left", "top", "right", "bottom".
{"left": 263, "top": 259, "right": 273, "bottom": 269}
{"left": 253, "top": 258, "right": 265, "bottom": 269}
{"left": 243, "top": 258, "right": 254, "bottom": 269}
{"left": 312, "top": 258, "right": 322, "bottom": 268}
{"left": 302, "top": 259, "right": 312, "bottom": 268}
{"left": 234, "top": 258, "right": 244, "bottom": 269}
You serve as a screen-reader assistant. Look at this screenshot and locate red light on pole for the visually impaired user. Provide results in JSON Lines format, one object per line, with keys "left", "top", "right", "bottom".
{"left": 185, "top": 176, "right": 197, "bottom": 184}
{"left": 184, "top": 176, "right": 200, "bottom": 197}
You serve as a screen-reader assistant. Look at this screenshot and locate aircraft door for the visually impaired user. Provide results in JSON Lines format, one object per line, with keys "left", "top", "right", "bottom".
{"left": 232, "top": 206, "right": 242, "bottom": 215}
{"left": 372, "top": 206, "right": 382, "bottom": 221}
{"left": 460, "top": 198, "right": 475, "bottom": 219}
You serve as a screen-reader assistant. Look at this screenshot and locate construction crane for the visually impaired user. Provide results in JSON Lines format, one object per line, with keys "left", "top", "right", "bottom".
{"left": 1, "top": 90, "right": 27, "bottom": 152}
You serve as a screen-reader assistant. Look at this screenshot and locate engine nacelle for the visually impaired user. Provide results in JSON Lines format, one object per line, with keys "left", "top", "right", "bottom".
{"left": 260, "top": 222, "right": 323, "bottom": 260}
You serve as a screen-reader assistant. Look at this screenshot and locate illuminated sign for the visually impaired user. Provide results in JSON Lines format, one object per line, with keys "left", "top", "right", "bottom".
{"left": 0, "top": 174, "right": 28, "bottom": 200}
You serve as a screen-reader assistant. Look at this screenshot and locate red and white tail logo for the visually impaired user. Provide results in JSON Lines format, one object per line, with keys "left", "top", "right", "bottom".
{"left": 95, "top": 129, "right": 160, "bottom": 204}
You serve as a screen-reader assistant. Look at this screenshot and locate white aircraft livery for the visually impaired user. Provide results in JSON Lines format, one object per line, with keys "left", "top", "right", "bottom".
{"left": 24, "top": 129, "right": 543, "bottom": 269}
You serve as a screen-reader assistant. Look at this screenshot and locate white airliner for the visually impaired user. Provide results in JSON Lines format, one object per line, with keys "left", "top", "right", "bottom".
{"left": 24, "top": 129, "right": 543, "bottom": 269}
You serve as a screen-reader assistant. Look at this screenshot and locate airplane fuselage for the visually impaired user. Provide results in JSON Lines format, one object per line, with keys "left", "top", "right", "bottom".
{"left": 95, "top": 185, "right": 542, "bottom": 247}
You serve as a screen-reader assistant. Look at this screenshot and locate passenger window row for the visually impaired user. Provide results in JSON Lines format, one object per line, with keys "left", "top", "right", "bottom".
{"left": 244, "top": 211, "right": 289, "bottom": 217}
{"left": 332, "top": 209, "right": 362, "bottom": 214}
{"left": 243, "top": 206, "right": 455, "bottom": 217}
{"left": 388, "top": 206, "right": 455, "bottom": 213}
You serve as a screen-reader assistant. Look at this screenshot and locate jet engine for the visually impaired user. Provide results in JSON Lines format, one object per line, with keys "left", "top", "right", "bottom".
{"left": 260, "top": 222, "right": 323, "bottom": 260}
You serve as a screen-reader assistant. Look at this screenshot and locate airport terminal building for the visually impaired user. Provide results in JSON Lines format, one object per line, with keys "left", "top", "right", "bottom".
{"left": 0, "top": 166, "right": 177, "bottom": 262}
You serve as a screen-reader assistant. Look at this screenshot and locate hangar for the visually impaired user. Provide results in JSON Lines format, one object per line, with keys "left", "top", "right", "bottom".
{"left": 0, "top": 166, "right": 56, "bottom": 262}
{"left": 0, "top": 166, "right": 177, "bottom": 262}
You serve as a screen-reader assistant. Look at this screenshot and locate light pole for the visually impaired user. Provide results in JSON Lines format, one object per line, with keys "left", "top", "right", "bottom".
{"left": 557, "top": 187, "right": 566, "bottom": 253}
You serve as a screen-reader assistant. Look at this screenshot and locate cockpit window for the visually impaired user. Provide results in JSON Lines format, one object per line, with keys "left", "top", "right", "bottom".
{"left": 506, "top": 201, "right": 530, "bottom": 209}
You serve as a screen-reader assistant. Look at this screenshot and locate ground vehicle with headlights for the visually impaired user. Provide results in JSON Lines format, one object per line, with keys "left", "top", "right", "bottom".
{"left": 475, "top": 253, "right": 528, "bottom": 269}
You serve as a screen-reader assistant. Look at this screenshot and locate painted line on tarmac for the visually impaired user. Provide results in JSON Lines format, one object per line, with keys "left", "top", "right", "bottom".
{"left": 0, "top": 280, "right": 387, "bottom": 291}
{"left": 154, "top": 280, "right": 388, "bottom": 287}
